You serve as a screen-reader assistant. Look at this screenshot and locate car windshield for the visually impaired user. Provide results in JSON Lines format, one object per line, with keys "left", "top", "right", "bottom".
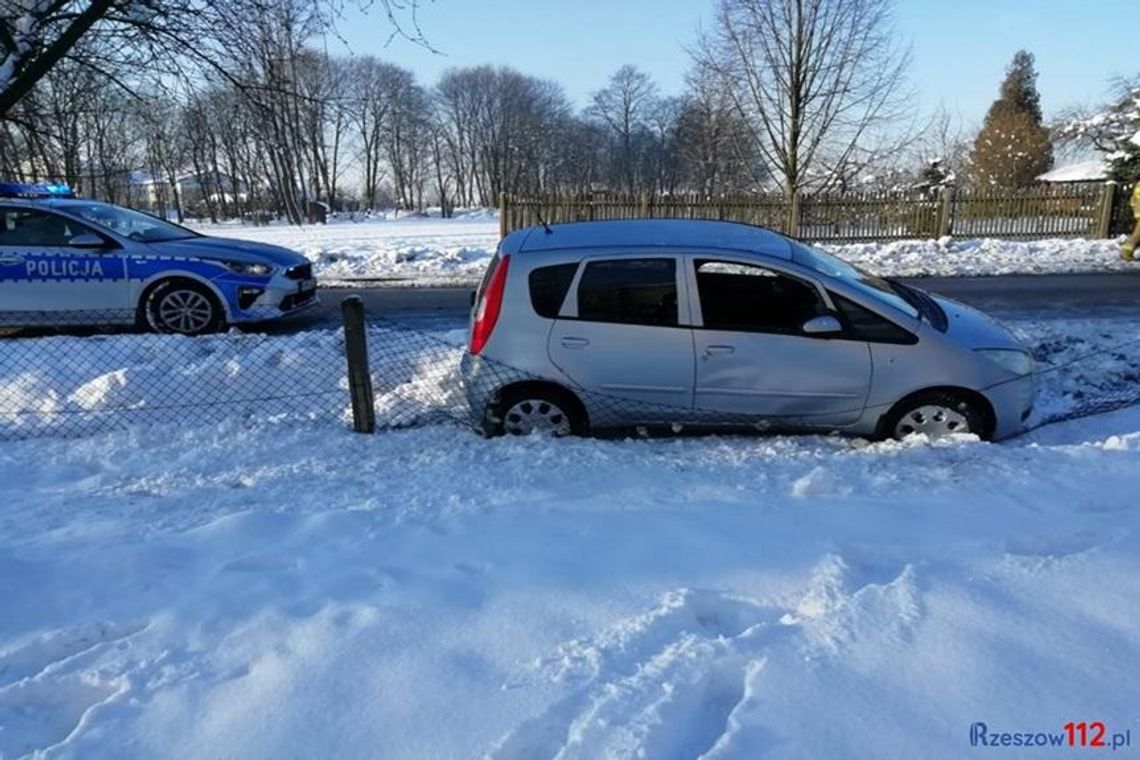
{"left": 63, "top": 203, "right": 199, "bottom": 243}
{"left": 789, "top": 241, "right": 920, "bottom": 319}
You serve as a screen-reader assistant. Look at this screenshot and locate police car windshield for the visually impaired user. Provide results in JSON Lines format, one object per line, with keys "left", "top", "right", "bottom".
{"left": 65, "top": 203, "right": 199, "bottom": 243}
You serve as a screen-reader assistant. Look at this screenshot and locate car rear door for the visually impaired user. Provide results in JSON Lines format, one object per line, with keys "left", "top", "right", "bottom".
{"left": 547, "top": 255, "right": 695, "bottom": 424}
{"left": 688, "top": 255, "right": 872, "bottom": 429}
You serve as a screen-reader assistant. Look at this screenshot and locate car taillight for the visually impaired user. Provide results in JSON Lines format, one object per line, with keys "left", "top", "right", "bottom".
{"left": 470, "top": 254, "right": 510, "bottom": 355}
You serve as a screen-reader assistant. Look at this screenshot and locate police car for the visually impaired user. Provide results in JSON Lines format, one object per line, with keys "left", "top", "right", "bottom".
{"left": 0, "top": 182, "right": 318, "bottom": 334}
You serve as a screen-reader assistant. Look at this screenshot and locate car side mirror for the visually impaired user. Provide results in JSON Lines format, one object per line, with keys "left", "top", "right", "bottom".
{"left": 68, "top": 233, "right": 110, "bottom": 249}
{"left": 802, "top": 315, "right": 843, "bottom": 335}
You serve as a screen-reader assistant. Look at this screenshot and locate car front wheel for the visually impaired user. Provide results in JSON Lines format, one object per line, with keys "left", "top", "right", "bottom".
{"left": 885, "top": 392, "right": 988, "bottom": 441}
{"left": 145, "top": 281, "right": 224, "bottom": 336}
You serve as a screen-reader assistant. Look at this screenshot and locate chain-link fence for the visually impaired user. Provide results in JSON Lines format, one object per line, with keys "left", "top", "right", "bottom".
{"left": 2, "top": 304, "right": 1140, "bottom": 443}
{"left": 0, "top": 309, "right": 348, "bottom": 440}
{"left": 362, "top": 313, "right": 1140, "bottom": 438}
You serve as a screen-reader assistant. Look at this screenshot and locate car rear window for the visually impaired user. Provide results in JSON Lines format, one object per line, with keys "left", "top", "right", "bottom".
{"left": 528, "top": 262, "right": 578, "bottom": 318}
{"left": 577, "top": 258, "right": 677, "bottom": 327}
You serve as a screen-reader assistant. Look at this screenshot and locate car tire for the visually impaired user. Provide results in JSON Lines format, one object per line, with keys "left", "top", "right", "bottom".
{"left": 883, "top": 391, "right": 988, "bottom": 441}
{"left": 491, "top": 386, "right": 587, "bottom": 437}
{"left": 144, "top": 280, "right": 224, "bottom": 336}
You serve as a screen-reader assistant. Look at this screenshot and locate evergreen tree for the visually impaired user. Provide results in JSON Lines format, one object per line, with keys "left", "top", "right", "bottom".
{"left": 968, "top": 51, "right": 1053, "bottom": 187}
{"left": 1061, "top": 85, "right": 1140, "bottom": 184}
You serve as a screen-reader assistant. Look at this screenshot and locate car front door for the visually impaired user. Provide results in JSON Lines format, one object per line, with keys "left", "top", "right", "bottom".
{"left": 0, "top": 206, "right": 128, "bottom": 320}
{"left": 547, "top": 255, "right": 695, "bottom": 425}
{"left": 688, "top": 256, "right": 872, "bottom": 429}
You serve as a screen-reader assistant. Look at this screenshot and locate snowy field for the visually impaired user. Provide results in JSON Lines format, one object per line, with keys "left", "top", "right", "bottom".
{"left": 1, "top": 406, "right": 1139, "bottom": 758}
{"left": 2, "top": 316, "right": 1140, "bottom": 758}
{"left": 188, "top": 213, "right": 1139, "bottom": 285}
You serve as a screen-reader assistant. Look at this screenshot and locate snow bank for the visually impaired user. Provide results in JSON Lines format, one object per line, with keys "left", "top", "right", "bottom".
{"left": 0, "top": 331, "right": 349, "bottom": 439}
{"left": 0, "top": 326, "right": 470, "bottom": 440}
{"left": 827, "top": 236, "right": 1133, "bottom": 278}
{"left": 1, "top": 401, "right": 1139, "bottom": 758}
{"left": 188, "top": 215, "right": 1138, "bottom": 285}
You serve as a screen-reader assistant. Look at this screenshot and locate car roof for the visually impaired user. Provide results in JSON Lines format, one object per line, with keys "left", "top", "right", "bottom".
{"left": 503, "top": 219, "right": 794, "bottom": 259}
{"left": 0, "top": 197, "right": 92, "bottom": 210}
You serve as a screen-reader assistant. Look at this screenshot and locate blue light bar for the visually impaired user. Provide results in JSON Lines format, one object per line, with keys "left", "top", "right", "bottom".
{"left": 0, "top": 182, "right": 76, "bottom": 199}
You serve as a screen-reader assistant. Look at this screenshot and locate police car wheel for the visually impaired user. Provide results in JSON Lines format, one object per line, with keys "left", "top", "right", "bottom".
{"left": 146, "top": 281, "right": 223, "bottom": 335}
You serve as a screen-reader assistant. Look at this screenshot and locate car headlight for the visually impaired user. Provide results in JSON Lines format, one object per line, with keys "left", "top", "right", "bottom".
{"left": 222, "top": 260, "right": 274, "bottom": 276}
{"left": 975, "top": 348, "right": 1034, "bottom": 376}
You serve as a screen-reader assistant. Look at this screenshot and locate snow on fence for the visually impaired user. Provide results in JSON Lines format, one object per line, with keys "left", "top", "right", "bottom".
{"left": 0, "top": 312, "right": 349, "bottom": 440}
{"left": 501, "top": 182, "right": 1133, "bottom": 242}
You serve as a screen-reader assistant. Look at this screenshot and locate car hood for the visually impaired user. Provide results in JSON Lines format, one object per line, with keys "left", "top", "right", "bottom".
{"left": 932, "top": 295, "right": 1025, "bottom": 351}
{"left": 147, "top": 236, "right": 309, "bottom": 267}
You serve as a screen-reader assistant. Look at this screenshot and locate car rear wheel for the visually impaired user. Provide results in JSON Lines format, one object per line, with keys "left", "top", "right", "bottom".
{"left": 145, "top": 281, "right": 224, "bottom": 336}
{"left": 885, "top": 392, "right": 986, "bottom": 440}
{"left": 493, "top": 387, "right": 586, "bottom": 437}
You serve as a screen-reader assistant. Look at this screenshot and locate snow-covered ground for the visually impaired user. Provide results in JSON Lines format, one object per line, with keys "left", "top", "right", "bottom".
{"left": 2, "top": 406, "right": 1139, "bottom": 758}
{"left": 189, "top": 213, "right": 1139, "bottom": 285}
{"left": 2, "top": 315, "right": 1140, "bottom": 758}
{"left": 190, "top": 211, "right": 501, "bottom": 285}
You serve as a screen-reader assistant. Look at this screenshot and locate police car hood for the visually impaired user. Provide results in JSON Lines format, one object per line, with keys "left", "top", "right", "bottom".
{"left": 147, "top": 236, "right": 308, "bottom": 267}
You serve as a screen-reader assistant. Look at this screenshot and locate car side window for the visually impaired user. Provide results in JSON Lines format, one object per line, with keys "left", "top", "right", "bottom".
{"left": 0, "top": 207, "right": 85, "bottom": 247}
{"left": 577, "top": 258, "right": 678, "bottom": 327}
{"left": 529, "top": 262, "right": 579, "bottom": 318}
{"left": 830, "top": 293, "right": 918, "bottom": 344}
{"left": 694, "top": 259, "right": 828, "bottom": 334}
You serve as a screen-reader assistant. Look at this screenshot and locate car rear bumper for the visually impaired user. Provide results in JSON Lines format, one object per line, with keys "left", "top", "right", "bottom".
{"left": 459, "top": 351, "right": 498, "bottom": 433}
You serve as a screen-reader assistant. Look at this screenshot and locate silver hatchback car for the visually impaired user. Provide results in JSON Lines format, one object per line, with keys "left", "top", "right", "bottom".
{"left": 460, "top": 220, "right": 1036, "bottom": 441}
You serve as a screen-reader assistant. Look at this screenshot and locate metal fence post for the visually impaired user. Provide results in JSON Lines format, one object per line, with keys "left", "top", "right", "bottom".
{"left": 341, "top": 296, "right": 375, "bottom": 434}
{"left": 1096, "top": 181, "right": 1117, "bottom": 239}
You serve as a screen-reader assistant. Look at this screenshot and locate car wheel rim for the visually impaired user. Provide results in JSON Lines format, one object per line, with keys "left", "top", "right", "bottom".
{"left": 894, "top": 404, "right": 970, "bottom": 439}
{"left": 158, "top": 290, "right": 214, "bottom": 333}
{"left": 503, "top": 399, "right": 572, "bottom": 436}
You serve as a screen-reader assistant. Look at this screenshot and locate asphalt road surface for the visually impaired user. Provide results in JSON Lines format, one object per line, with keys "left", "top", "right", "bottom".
{"left": 292, "top": 271, "right": 1140, "bottom": 332}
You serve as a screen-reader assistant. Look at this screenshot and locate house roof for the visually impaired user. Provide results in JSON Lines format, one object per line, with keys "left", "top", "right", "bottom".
{"left": 1037, "top": 160, "right": 1109, "bottom": 183}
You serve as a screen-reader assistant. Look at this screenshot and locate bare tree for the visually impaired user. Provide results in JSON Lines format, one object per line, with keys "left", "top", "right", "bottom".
{"left": 587, "top": 65, "right": 659, "bottom": 194}
{"left": 694, "top": 0, "right": 912, "bottom": 199}
{"left": 0, "top": 0, "right": 424, "bottom": 116}
{"left": 676, "top": 65, "right": 762, "bottom": 195}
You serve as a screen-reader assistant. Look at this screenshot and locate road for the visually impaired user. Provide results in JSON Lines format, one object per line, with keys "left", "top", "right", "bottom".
{"left": 291, "top": 271, "right": 1140, "bottom": 331}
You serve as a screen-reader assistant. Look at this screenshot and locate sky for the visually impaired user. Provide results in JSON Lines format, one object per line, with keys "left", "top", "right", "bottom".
{"left": 329, "top": 0, "right": 1136, "bottom": 128}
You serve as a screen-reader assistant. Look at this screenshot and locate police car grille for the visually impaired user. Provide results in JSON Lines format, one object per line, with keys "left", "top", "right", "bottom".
{"left": 280, "top": 290, "right": 317, "bottom": 311}
{"left": 285, "top": 263, "right": 312, "bottom": 280}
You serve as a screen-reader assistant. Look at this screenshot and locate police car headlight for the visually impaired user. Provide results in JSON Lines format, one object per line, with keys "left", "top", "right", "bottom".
{"left": 222, "top": 260, "right": 274, "bottom": 276}
{"left": 976, "top": 348, "right": 1034, "bottom": 376}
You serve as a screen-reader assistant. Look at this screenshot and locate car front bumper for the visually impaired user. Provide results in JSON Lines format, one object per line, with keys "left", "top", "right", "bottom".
{"left": 228, "top": 270, "right": 319, "bottom": 322}
{"left": 987, "top": 371, "right": 1038, "bottom": 440}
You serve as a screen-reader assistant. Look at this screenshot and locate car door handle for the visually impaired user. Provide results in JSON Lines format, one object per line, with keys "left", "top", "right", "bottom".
{"left": 703, "top": 345, "right": 735, "bottom": 358}
{"left": 560, "top": 337, "right": 590, "bottom": 349}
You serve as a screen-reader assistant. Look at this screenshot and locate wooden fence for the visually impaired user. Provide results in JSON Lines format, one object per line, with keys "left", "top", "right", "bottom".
{"left": 500, "top": 182, "right": 1133, "bottom": 242}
